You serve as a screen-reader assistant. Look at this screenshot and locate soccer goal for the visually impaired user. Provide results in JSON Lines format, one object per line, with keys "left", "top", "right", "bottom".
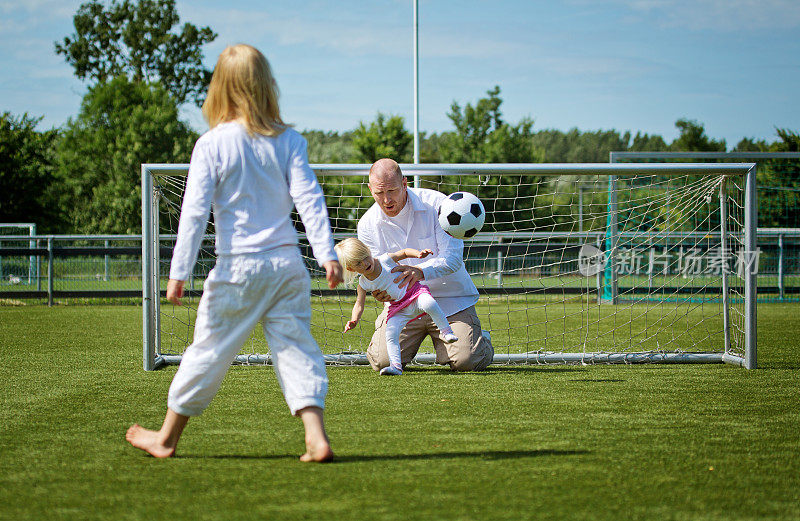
{"left": 0, "top": 223, "right": 38, "bottom": 286}
{"left": 142, "top": 162, "right": 757, "bottom": 371}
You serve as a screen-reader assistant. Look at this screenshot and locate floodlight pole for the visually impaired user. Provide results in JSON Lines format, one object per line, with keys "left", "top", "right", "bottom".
{"left": 412, "top": 0, "right": 421, "bottom": 188}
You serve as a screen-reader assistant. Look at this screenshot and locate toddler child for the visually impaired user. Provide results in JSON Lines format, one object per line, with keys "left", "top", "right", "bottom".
{"left": 334, "top": 237, "right": 457, "bottom": 375}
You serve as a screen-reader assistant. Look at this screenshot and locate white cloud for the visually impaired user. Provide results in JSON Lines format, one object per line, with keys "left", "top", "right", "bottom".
{"left": 608, "top": 0, "right": 800, "bottom": 31}
{"left": 0, "top": 0, "right": 79, "bottom": 19}
{"left": 421, "top": 32, "right": 525, "bottom": 59}
{"left": 183, "top": 4, "right": 524, "bottom": 59}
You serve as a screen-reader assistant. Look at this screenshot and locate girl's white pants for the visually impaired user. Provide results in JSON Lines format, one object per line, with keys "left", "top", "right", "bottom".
{"left": 167, "top": 247, "right": 328, "bottom": 416}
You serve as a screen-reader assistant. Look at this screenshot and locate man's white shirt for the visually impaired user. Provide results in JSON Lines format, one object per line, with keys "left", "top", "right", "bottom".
{"left": 357, "top": 187, "right": 479, "bottom": 317}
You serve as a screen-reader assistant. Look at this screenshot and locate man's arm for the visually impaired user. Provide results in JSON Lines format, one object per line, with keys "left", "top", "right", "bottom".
{"left": 391, "top": 190, "right": 464, "bottom": 288}
{"left": 389, "top": 248, "right": 434, "bottom": 289}
{"left": 412, "top": 223, "right": 465, "bottom": 281}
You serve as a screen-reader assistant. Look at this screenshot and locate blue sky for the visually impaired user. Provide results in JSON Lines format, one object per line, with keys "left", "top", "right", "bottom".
{"left": 1, "top": 0, "right": 799, "bottom": 147}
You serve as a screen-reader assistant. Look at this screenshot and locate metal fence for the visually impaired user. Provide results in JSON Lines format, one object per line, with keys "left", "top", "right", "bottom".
{"left": 2, "top": 229, "right": 798, "bottom": 304}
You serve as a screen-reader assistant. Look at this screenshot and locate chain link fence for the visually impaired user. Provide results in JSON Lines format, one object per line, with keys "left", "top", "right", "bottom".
{"left": 1, "top": 231, "right": 798, "bottom": 304}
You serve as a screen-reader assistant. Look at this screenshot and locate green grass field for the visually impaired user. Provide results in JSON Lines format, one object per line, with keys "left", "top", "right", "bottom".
{"left": 1, "top": 303, "right": 798, "bottom": 520}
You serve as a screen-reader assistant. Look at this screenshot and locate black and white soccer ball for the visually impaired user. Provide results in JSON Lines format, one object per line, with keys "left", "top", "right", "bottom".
{"left": 437, "top": 192, "right": 485, "bottom": 239}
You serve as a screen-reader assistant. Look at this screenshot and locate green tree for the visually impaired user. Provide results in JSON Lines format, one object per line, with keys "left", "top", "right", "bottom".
{"left": 419, "top": 132, "right": 444, "bottom": 163}
{"left": 669, "top": 119, "right": 726, "bottom": 152}
{"left": 302, "top": 129, "right": 361, "bottom": 232}
{"left": 434, "top": 87, "right": 544, "bottom": 232}
{"left": 530, "top": 128, "right": 635, "bottom": 163}
{"left": 0, "top": 113, "right": 62, "bottom": 231}
{"left": 302, "top": 130, "right": 356, "bottom": 163}
{"left": 770, "top": 128, "right": 800, "bottom": 153}
{"left": 756, "top": 128, "right": 800, "bottom": 227}
{"left": 441, "top": 86, "right": 541, "bottom": 163}
{"left": 763, "top": 128, "right": 800, "bottom": 189}
{"left": 352, "top": 113, "right": 412, "bottom": 163}
{"left": 733, "top": 137, "right": 768, "bottom": 152}
{"left": 55, "top": 0, "right": 216, "bottom": 106}
{"left": 529, "top": 129, "right": 571, "bottom": 162}
{"left": 629, "top": 131, "right": 668, "bottom": 152}
{"left": 56, "top": 76, "right": 197, "bottom": 234}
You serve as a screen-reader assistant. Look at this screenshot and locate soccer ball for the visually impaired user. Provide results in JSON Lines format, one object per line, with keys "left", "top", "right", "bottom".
{"left": 438, "top": 192, "right": 485, "bottom": 239}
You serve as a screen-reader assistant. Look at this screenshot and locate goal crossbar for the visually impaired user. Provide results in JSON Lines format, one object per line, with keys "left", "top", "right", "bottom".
{"left": 143, "top": 162, "right": 755, "bottom": 177}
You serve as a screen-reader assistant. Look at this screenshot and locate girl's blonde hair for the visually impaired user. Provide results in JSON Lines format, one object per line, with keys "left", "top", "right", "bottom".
{"left": 202, "top": 44, "right": 287, "bottom": 137}
{"left": 334, "top": 238, "right": 373, "bottom": 286}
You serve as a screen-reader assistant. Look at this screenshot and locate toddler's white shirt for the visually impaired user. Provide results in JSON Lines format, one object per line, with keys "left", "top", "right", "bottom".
{"left": 357, "top": 254, "right": 405, "bottom": 301}
{"left": 170, "top": 122, "right": 336, "bottom": 280}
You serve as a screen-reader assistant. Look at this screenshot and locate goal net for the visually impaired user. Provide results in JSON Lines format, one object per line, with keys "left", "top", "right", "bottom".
{"left": 142, "top": 163, "right": 757, "bottom": 370}
{"left": 611, "top": 151, "right": 800, "bottom": 303}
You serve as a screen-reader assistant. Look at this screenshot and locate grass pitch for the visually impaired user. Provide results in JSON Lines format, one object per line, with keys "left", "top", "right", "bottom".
{"left": 0, "top": 304, "right": 798, "bottom": 520}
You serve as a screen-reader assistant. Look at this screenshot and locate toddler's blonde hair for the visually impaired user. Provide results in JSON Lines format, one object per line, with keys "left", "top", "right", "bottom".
{"left": 334, "top": 238, "right": 373, "bottom": 286}
{"left": 202, "top": 44, "right": 287, "bottom": 137}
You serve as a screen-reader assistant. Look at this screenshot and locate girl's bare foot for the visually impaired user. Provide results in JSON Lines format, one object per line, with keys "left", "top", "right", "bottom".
{"left": 297, "top": 406, "right": 333, "bottom": 462}
{"left": 300, "top": 437, "right": 334, "bottom": 462}
{"left": 126, "top": 424, "right": 176, "bottom": 458}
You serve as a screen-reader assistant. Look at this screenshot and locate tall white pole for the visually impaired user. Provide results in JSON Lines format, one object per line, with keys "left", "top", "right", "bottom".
{"left": 413, "top": 0, "right": 420, "bottom": 187}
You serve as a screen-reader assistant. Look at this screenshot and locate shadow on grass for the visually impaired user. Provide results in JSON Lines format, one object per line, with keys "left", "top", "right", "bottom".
{"left": 755, "top": 362, "right": 800, "bottom": 370}
{"left": 569, "top": 378, "right": 625, "bottom": 383}
{"left": 178, "top": 448, "right": 588, "bottom": 462}
{"left": 405, "top": 366, "right": 587, "bottom": 375}
{"left": 485, "top": 366, "right": 586, "bottom": 374}
{"left": 334, "top": 448, "right": 589, "bottom": 463}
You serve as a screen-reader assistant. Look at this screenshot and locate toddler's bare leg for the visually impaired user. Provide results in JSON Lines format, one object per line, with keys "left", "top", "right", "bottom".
{"left": 297, "top": 406, "right": 333, "bottom": 463}
{"left": 126, "top": 408, "right": 189, "bottom": 458}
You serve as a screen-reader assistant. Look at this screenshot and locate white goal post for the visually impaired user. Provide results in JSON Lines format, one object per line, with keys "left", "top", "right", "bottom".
{"left": 142, "top": 162, "right": 757, "bottom": 371}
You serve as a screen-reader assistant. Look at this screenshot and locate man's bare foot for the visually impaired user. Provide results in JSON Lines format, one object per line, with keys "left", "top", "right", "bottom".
{"left": 126, "top": 424, "right": 176, "bottom": 458}
{"left": 299, "top": 437, "right": 334, "bottom": 463}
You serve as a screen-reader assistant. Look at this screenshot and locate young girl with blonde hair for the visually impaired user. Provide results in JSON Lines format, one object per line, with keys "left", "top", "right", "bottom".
{"left": 335, "top": 237, "right": 458, "bottom": 375}
{"left": 126, "top": 44, "right": 342, "bottom": 461}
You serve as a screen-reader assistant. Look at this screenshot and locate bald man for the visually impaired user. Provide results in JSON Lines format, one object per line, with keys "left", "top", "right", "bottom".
{"left": 356, "top": 158, "right": 493, "bottom": 372}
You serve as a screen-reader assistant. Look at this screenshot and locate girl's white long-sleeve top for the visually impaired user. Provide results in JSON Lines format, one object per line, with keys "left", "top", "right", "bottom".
{"left": 169, "top": 122, "right": 337, "bottom": 281}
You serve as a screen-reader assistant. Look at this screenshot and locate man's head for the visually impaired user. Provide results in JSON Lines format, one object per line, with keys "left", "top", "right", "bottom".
{"left": 368, "top": 158, "right": 408, "bottom": 217}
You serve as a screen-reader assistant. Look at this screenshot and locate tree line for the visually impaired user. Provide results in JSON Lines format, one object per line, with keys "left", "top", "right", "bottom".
{"left": 1, "top": 0, "right": 798, "bottom": 234}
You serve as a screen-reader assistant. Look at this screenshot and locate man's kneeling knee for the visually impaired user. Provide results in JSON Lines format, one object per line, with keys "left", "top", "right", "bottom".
{"left": 447, "top": 350, "right": 492, "bottom": 372}
{"left": 447, "top": 356, "right": 476, "bottom": 372}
